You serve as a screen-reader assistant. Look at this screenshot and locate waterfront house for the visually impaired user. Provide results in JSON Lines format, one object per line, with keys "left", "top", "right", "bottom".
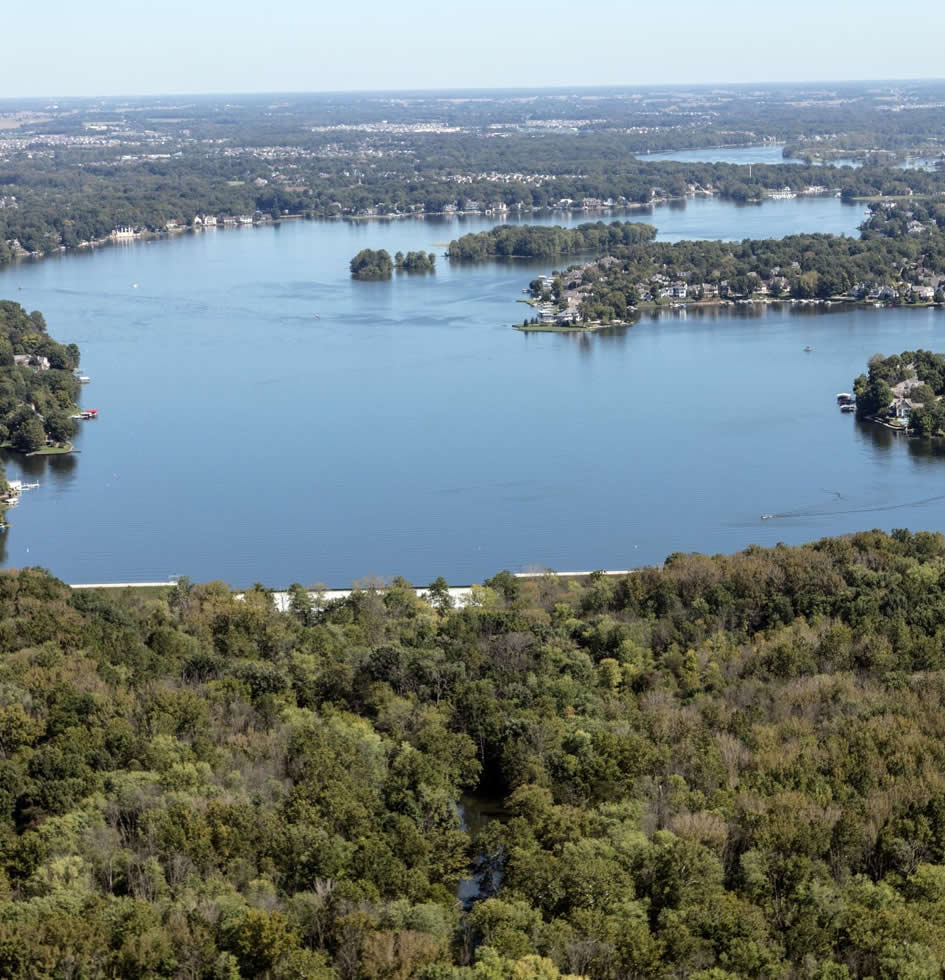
{"left": 555, "top": 309, "right": 580, "bottom": 325}
{"left": 13, "top": 354, "right": 50, "bottom": 371}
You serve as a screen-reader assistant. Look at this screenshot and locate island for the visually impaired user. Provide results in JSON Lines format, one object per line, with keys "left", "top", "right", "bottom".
{"left": 349, "top": 248, "right": 394, "bottom": 280}
{"left": 394, "top": 250, "right": 435, "bottom": 273}
{"left": 350, "top": 248, "right": 437, "bottom": 279}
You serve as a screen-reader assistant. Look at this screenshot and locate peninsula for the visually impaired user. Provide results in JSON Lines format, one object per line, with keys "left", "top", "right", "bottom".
{"left": 513, "top": 217, "right": 945, "bottom": 329}
{"left": 0, "top": 301, "right": 82, "bottom": 519}
{"left": 854, "top": 349, "right": 945, "bottom": 435}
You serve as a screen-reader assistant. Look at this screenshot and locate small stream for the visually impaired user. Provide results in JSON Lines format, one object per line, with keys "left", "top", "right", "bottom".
{"left": 456, "top": 792, "right": 506, "bottom": 907}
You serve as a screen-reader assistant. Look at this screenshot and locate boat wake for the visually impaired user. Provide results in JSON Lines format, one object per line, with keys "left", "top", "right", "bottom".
{"left": 761, "top": 492, "right": 945, "bottom": 522}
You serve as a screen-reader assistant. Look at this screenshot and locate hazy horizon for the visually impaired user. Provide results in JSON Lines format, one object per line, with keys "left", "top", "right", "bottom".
{"left": 5, "top": 76, "right": 945, "bottom": 104}
{"left": 5, "top": 0, "right": 945, "bottom": 99}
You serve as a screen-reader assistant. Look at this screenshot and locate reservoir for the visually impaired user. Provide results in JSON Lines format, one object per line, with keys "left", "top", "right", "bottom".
{"left": 1, "top": 197, "right": 941, "bottom": 587}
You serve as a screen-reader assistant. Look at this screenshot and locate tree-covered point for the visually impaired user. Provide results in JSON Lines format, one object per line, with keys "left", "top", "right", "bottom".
{"left": 349, "top": 248, "right": 394, "bottom": 280}
{"left": 394, "top": 250, "right": 436, "bottom": 273}
{"left": 0, "top": 301, "right": 80, "bottom": 461}
{"left": 446, "top": 221, "right": 657, "bottom": 261}
{"left": 10, "top": 530, "right": 945, "bottom": 975}
{"left": 854, "top": 349, "right": 945, "bottom": 435}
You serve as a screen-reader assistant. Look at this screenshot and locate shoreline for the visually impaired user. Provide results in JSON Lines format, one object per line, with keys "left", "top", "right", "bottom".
{"left": 1, "top": 440, "right": 75, "bottom": 457}
{"left": 2, "top": 187, "right": 861, "bottom": 273}
{"left": 0, "top": 198, "right": 697, "bottom": 271}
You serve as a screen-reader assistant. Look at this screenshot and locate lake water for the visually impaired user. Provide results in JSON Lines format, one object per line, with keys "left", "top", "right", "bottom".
{"left": 643, "top": 144, "right": 941, "bottom": 173}
{"left": 638, "top": 145, "right": 800, "bottom": 166}
{"left": 0, "top": 196, "right": 938, "bottom": 588}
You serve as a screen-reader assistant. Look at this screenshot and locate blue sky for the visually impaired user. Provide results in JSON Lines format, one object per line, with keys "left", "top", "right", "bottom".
{"left": 5, "top": 0, "right": 945, "bottom": 97}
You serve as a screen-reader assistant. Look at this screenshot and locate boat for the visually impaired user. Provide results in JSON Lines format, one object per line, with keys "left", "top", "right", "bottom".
{"left": 803, "top": 345, "right": 813, "bottom": 352}
{"left": 6, "top": 480, "right": 38, "bottom": 496}
{"left": 841, "top": 404, "right": 856, "bottom": 413}
{"left": 75, "top": 374, "right": 90, "bottom": 383}
{"left": 761, "top": 513, "right": 774, "bottom": 520}
{"left": 836, "top": 392, "right": 854, "bottom": 405}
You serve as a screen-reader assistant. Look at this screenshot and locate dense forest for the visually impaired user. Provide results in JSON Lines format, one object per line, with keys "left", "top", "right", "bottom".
{"left": 447, "top": 223, "right": 657, "bottom": 261}
{"left": 5, "top": 532, "right": 945, "bottom": 976}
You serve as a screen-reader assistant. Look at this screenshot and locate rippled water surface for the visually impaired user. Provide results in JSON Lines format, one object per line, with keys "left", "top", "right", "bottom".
{"left": 1, "top": 198, "right": 938, "bottom": 586}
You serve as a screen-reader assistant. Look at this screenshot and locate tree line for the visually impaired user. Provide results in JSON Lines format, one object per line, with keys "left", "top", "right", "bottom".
{"left": 447, "top": 222, "right": 657, "bottom": 261}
